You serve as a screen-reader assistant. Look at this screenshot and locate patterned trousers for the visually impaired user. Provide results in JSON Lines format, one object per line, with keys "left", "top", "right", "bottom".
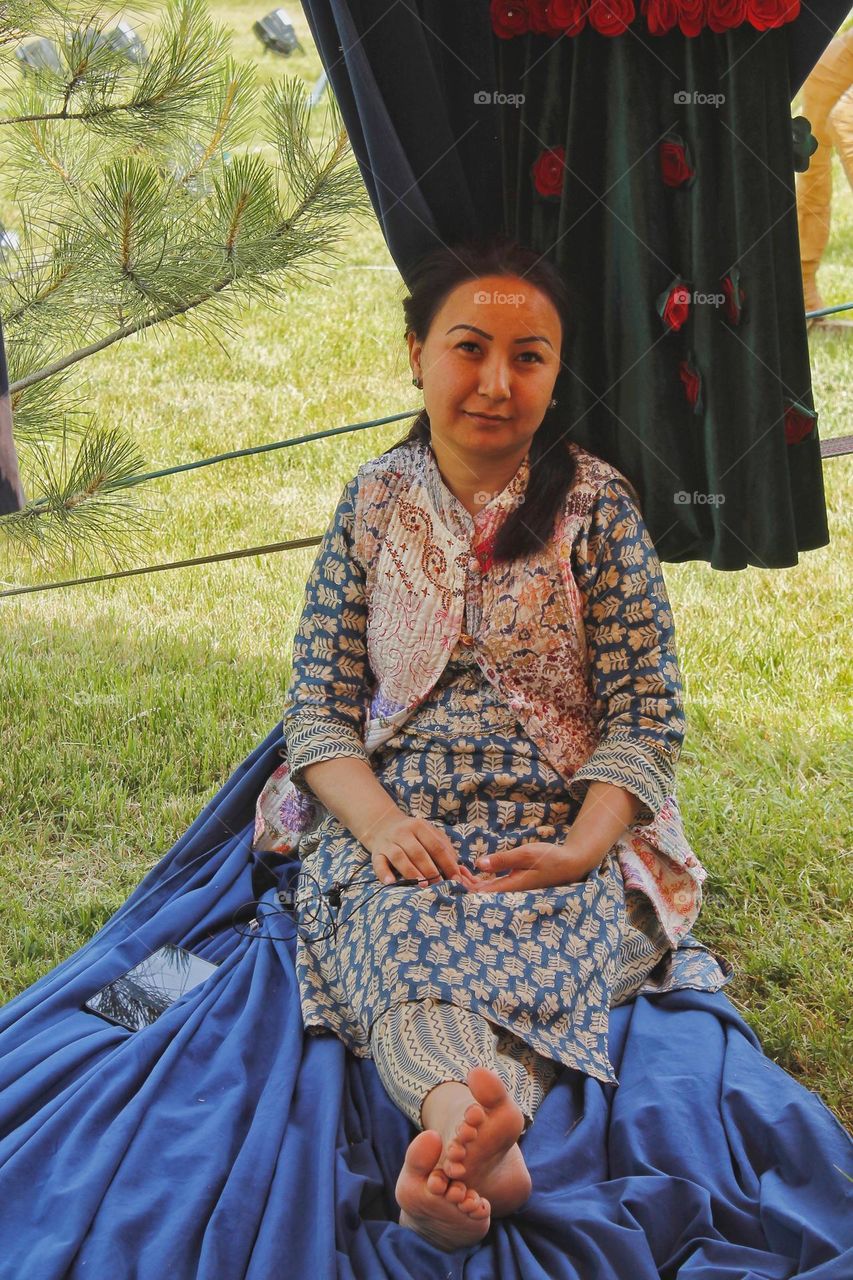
{"left": 370, "top": 998, "right": 561, "bottom": 1131}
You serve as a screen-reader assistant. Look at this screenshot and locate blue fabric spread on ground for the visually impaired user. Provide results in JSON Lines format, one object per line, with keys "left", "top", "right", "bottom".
{"left": 1, "top": 725, "right": 851, "bottom": 1279}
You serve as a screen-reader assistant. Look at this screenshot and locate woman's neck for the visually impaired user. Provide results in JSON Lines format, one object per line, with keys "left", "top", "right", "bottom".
{"left": 428, "top": 441, "right": 528, "bottom": 517}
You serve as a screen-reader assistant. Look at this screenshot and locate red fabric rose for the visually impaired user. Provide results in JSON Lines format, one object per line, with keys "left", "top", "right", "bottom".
{"left": 747, "top": 0, "right": 799, "bottom": 30}
{"left": 547, "top": 0, "right": 589, "bottom": 34}
{"left": 657, "top": 280, "right": 692, "bottom": 331}
{"left": 707, "top": 0, "right": 748, "bottom": 31}
{"left": 783, "top": 403, "right": 816, "bottom": 445}
{"left": 642, "top": 0, "right": 679, "bottom": 33}
{"left": 528, "top": 0, "right": 563, "bottom": 33}
{"left": 721, "top": 269, "right": 745, "bottom": 325}
{"left": 660, "top": 138, "right": 695, "bottom": 187}
{"left": 676, "top": 0, "right": 707, "bottom": 36}
{"left": 490, "top": 0, "right": 530, "bottom": 38}
{"left": 679, "top": 358, "right": 703, "bottom": 414}
{"left": 531, "top": 145, "right": 567, "bottom": 198}
{"left": 588, "top": 0, "right": 636, "bottom": 36}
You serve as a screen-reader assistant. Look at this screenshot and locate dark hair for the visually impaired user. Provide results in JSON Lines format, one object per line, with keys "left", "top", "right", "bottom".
{"left": 386, "top": 233, "right": 576, "bottom": 564}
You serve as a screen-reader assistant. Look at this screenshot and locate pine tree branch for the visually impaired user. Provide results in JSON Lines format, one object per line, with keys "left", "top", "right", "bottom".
{"left": 8, "top": 109, "right": 360, "bottom": 396}
{"left": 9, "top": 278, "right": 232, "bottom": 393}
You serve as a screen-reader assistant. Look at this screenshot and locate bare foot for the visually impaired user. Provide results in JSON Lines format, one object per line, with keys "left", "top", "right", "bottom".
{"left": 396, "top": 1129, "right": 491, "bottom": 1252}
{"left": 436, "top": 1067, "right": 531, "bottom": 1217}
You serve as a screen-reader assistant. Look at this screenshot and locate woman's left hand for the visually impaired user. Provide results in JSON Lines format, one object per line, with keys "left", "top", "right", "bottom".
{"left": 457, "top": 842, "right": 603, "bottom": 893}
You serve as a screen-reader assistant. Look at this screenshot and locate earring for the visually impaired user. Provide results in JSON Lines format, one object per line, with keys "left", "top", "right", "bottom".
{"left": 550, "top": 397, "right": 557, "bottom": 408}
{"left": 412, "top": 375, "right": 423, "bottom": 389}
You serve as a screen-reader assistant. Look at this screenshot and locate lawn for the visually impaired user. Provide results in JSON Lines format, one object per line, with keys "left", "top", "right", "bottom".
{"left": 0, "top": 4, "right": 851, "bottom": 1132}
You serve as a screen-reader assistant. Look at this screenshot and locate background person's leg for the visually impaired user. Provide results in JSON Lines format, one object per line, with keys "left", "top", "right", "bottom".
{"left": 797, "top": 32, "right": 853, "bottom": 311}
{"left": 370, "top": 998, "right": 558, "bottom": 1132}
{"left": 827, "top": 78, "right": 853, "bottom": 192}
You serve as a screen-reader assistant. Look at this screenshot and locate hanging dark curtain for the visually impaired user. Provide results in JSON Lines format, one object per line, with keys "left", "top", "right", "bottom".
{"left": 0, "top": 319, "right": 24, "bottom": 515}
{"left": 300, "top": 0, "right": 848, "bottom": 569}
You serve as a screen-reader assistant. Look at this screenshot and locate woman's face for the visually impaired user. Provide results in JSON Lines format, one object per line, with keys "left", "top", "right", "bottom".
{"left": 407, "top": 273, "right": 563, "bottom": 473}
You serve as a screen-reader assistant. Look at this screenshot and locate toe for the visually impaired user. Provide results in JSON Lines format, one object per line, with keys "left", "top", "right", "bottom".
{"left": 405, "top": 1129, "right": 445, "bottom": 1177}
{"left": 460, "top": 1190, "right": 490, "bottom": 1217}
{"left": 467, "top": 1066, "right": 508, "bottom": 1109}
{"left": 426, "top": 1168, "right": 448, "bottom": 1195}
{"left": 463, "top": 1102, "right": 486, "bottom": 1128}
{"left": 445, "top": 1180, "right": 468, "bottom": 1204}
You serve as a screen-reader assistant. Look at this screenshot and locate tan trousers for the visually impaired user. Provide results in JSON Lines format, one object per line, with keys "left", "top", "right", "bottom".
{"left": 370, "top": 998, "right": 560, "bottom": 1131}
{"left": 796, "top": 32, "right": 853, "bottom": 310}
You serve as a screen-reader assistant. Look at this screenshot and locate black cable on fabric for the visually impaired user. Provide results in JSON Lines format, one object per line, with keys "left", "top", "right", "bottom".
{"left": 230, "top": 863, "right": 474, "bottom": 946}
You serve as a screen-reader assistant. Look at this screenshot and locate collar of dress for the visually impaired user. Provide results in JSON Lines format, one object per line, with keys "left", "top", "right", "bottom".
{"left": 420, "top": 441, "right": 531, "bottom": 571}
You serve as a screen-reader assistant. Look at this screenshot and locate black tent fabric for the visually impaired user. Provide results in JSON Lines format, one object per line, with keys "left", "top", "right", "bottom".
{"left": 300, "top": 1, "right": 846, "bottom": 569}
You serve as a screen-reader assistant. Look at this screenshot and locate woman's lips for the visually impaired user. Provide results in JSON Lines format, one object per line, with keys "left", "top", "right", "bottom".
{"left": 465, "top": 412, "right": 510, "bottom": 423}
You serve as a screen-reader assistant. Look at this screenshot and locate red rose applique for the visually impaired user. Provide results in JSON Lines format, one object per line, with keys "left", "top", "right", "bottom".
{"left": 490, "top": 0, "right": 530, "bottom": 38}
{"left": 642, "top": 0, "right": 679, "bottom": 33}
{"left": 492, "top": 0, "right": 799, "bottom": 35}
{"left": 588, "top": 0, "right": 636, "bottom": 35}
{"left": 527, "top": 0, "right": 566, "bottom": 33}
{"left": 747, "top": 0, "right": 799, "bottom": 31}
{"left": 707, "top": 0, "right": 747, "bottom": 30}
{"left": 676, "top": 0, "right": 707, "bottom": 37}
{"left": 656, "top": 279, "right": 692, "bottom": 332}
{"left": 531, "top": 145, "right": 567, "bottom": 199}
{"left": 721, "top": 268, "right": 746, "bottom": 325}
{"left": 783, "top": 402, "right": 817, "bottom": 445}
{"left": 679, "top": 355, "right": 703, "bottom": 415}
{"left": 547, "top": 0, "right": 589, "bottom": 34}
{"left": 660, "top": 135, "right": 696, "bottom": 188}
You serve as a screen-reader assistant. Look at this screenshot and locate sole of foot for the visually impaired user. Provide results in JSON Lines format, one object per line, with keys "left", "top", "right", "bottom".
{"left": 439, "top": 1066, "right": 532, "bottom": 1217}
{"left": 396, "top": 1129, "right": 491, "bottom": 1253}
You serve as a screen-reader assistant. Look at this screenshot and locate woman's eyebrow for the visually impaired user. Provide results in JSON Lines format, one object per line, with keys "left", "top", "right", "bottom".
{"left": 446, "top": 323, "right": 553, "bottom": 349}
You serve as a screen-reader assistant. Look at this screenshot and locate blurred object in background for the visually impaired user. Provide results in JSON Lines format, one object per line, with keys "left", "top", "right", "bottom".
{"left": 796, "top": 30, "right": 853, "bottom": 326}
{"left": 309, "top": 69, "right": 328, "bottom": 107}
{"left": 253, "top": 10, "right": 304, "bottom": 57}
{"left": 0, "top": 320, "right": 24, "bottom": 515}
{"left": 14, "top": 36, "right": 61, "bottom": 74}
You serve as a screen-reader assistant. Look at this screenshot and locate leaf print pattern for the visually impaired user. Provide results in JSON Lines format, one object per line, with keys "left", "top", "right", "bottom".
{"left": 567, "top": 479, "right": 687, "bottom": 827}
{"left": 275, "top": 454, "right": 732, "bottom": 1083}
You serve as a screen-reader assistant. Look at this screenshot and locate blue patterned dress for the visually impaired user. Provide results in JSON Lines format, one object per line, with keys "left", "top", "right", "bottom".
{"left": 289, "top": 453, "right": 733, "bottom": 1085}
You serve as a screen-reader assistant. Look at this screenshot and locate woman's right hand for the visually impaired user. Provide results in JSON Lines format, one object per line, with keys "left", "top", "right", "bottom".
{"left": 364, "top": 812, "right": 461, "bottom": 887}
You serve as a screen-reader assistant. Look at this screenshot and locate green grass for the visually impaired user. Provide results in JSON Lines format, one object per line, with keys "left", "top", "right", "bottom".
{"left": 0, "top": 3, "right": 851, "bottom": 1133}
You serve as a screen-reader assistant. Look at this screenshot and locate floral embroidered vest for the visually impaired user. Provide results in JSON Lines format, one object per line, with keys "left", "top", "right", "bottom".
{"left": 254, "top": 441, "right": 707, "bottom": 947}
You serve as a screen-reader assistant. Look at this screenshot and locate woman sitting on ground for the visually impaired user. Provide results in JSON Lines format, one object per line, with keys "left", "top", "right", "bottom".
{"left": 253, "top": 234, "right": 731, "bottom": 1253}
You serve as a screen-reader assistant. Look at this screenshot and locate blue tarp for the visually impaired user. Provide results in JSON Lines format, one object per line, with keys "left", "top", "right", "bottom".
{"left": 1, "top": 724, "right": 851, "bottom": 1277}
